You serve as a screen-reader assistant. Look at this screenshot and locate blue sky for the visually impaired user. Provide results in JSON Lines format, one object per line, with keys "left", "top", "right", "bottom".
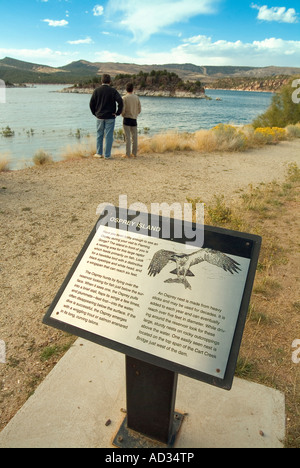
{"left": 0, "top": 0, "right": 299, "bottom": 67}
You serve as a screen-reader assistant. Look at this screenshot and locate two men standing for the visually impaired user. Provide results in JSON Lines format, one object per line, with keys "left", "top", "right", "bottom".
{"left": 90, "top": 74, "right": 141, "bottom": 160}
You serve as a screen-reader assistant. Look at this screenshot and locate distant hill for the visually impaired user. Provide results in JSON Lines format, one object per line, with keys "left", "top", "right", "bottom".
{"left": 0, "top": 57, "right": 98, "bottom": 84}
{"left": 1, "top": 56, "right": 300, "bottom": 89}
{"left": 0, "top": 57, "right": 72, "bottom": 84}
{"left": 60, "top": 60, "right": 100, "bottom": 76}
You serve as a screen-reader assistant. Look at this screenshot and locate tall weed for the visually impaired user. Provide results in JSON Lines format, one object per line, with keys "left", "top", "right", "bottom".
{"left": 61, "top": 136, "right": 96, "bottom": 160}
{"left": 33, "top": 149, "right": 53, "bottom": 166}
{"left": 0, "top": 153, "right": 11, "bottom": 172}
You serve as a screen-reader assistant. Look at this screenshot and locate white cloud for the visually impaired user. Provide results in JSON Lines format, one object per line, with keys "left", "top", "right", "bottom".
{"left": 93, "top": 5, "right": 104, "bottom": 16}
{"left": 170, "top": 35, "right": 300, "bottom": 66}
{"left": 251, "top": 4, "right": 298, "bottom": 23}
{"left": 120, "top": 34, "right": 300, "bottom": 67}
{"left": 67, "top": 37, "right": 94, "bottom": 45}
{"left": 43, "top": 19, "right": 69, "bottom": 27}
{"left": 107, "top": 0, "right": 219, "bottom": 42}
{"left": 94, "top": 50, "right": 133, "bottom": 62}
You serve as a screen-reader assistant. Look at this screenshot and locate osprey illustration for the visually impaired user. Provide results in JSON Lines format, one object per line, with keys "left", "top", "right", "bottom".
{"left": 148, "top": 248, "right": 241, "bottom": 290}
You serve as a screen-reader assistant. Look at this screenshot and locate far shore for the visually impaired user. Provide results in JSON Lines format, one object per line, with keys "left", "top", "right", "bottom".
{"left": 7, "top": 83, "right": 276, "bottom": 94}
{"left": 59, "top": 85, "right": 275, "bottom": 95}
{"left": 205, "top": 87, "right": 275, "bottom": 93}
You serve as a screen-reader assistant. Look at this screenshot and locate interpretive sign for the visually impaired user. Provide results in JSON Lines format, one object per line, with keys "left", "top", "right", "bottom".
{"left": 43, "top": 206, "right": 261, "bottom": 390}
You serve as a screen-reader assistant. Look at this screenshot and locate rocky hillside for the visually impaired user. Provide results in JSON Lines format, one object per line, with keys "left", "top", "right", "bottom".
{"left": 207, "top": 75, "right": 294, "bottom": 92}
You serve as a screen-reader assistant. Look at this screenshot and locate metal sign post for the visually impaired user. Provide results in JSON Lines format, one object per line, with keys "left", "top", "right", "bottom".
{"left": 112, "top": 356, "right": 182, "bottom": 447}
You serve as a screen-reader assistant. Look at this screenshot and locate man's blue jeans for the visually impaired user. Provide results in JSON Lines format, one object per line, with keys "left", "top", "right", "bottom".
{"left": 96, "top": 118, "right": 115, "bottom": 159}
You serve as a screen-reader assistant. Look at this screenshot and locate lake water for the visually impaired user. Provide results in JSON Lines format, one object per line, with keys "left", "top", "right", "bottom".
{"left": 0, "top": 85, "right": 273, "bottom": 169}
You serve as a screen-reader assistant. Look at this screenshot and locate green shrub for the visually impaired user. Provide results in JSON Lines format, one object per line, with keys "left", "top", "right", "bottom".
{"left": 1, "top": 126, "right": 15, "bottom": 137}
{"left": 253, "top": 79, "right": 300, "bottom": 128}
{"left": 286, "top": 123, "right": 300, "bottom": 139}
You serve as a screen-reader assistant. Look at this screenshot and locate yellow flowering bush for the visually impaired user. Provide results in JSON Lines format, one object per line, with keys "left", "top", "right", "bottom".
{"left": 254, "top": 127, "right": 287, "bottom": 144}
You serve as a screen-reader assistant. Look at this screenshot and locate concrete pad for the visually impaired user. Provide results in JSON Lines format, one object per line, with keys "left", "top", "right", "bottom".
{"left": 0, "top": 339, "right": 285, "bottom": 448}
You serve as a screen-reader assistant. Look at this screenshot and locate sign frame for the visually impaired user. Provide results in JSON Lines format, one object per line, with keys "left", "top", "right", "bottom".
{"left": 43, "top": 206, "right": 261, "bottom": 390}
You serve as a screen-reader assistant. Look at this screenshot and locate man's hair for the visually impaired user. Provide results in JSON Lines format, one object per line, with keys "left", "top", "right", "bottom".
{"left": 126, "top": 82, "right": 134, "bottom": 93}
{"left": 102, "top": 74, "right": 111, "bottom": 84}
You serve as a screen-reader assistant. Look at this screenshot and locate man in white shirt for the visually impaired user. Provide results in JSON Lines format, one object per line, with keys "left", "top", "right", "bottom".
{"left": 122, "top": 83, "right": 142, "bottom": 158}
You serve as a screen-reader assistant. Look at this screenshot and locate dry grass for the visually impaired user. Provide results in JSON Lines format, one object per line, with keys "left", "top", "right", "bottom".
{"left": 60, "top": 136, "right": 96, "bottom": 161}
{"left": 0, "top": 153, "right": 11, "bottom": 172}
{"left": 139, "top": 123, "right": 300, "bottom": 155}
{"left": 139, "top": 126, "right": 248, "bottom": 154}
{"left": 33, "top": 149, "right": 53, "bottom": 166}
{"left": 189, "top": 163, "right": 300, "bottom": 448}
{"left": 286, "top": 123, "right": 300, "bottom": 139}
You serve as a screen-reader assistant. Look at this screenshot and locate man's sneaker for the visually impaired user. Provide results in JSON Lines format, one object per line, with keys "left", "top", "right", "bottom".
{"left": 93, "top": 154, "right": 104, "bottom": 159}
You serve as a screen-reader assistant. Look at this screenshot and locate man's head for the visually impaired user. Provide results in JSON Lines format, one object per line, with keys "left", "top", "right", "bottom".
{"left": 126, "top": 82, "right": 134, "bottom": 93}
{"left": 102, "top": 74, "right": 111, "bottom": 85}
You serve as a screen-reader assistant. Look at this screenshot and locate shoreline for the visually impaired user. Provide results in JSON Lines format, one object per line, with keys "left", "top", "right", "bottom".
{"left": 59, "top": 85, "right": 274, "bottom": 96}
{"left": 1, "top": 138, "right": 299, "bottom": 190}
{"left": 206, "top": 87, "right": 275, "bottom": 94}
{"left": 2, "top": 122, "right": 299, "bottom": 173}
{"left": 58, "top": 86, "right": 209, "bottom": 99}
{"left": 12, "top": 83, "right": 276, "bottom": 95}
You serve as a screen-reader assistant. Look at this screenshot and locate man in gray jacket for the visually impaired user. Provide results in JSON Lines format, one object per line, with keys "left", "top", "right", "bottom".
{"left": 122, "top": 82, "right": 142, "bottom": 158}
{"left": 90, "top": 74, "right": 123, "bottom": 160}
